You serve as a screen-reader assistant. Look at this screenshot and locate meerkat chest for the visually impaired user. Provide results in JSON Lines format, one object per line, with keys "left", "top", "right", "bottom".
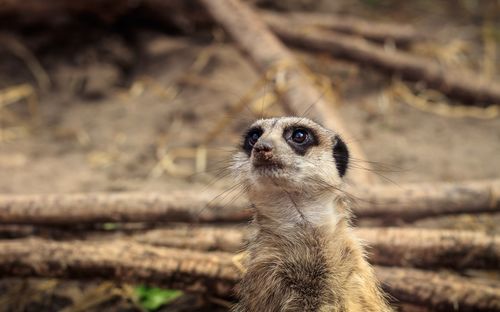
{"left": 238, "top": 226, "right": 349, "bottom": 312}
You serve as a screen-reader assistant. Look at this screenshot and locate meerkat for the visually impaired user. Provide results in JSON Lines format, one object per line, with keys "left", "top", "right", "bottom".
{"left": 231, "top": 117, "right": 392, "bottom": 312}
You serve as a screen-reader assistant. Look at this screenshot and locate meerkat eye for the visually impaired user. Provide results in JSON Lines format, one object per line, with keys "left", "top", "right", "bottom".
{"left": 248, "top": 131, "right": 261, "bottom": 146}
{"left": 284, "top": 126, "right": 318, "bottom": 156}
{"left": 291, "top": 129, "right": 308, "bottom": 144}
{"left": 242, "top": 127, "right": 263, "bottom": 156}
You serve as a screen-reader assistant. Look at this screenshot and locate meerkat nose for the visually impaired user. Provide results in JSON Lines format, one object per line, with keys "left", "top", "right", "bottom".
{"left": 254, "top": 140, "right": 273, "bottom": 153}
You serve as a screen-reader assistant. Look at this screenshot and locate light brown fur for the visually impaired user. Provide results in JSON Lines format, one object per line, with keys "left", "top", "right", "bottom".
{"left": 231, "top": 117, "right": 392, "bottom": 312}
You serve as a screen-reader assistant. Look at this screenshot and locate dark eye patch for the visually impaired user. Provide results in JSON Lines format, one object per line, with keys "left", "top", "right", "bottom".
{"left": 242, "top": 126, "right": 263, "bottom": 156}
{"left": 332, "top": 135, "right": 349, "bottom": 177}
{"left": 283, "top": 126, "right": 318, "bottom": 156}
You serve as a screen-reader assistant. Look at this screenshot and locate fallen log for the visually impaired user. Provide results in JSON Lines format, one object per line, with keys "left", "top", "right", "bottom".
{"left": 0, "top": 238, "right": 238, "bottom": 297}
{"left": 375, "top": 267, "right": 500, "bottom": 312}
{"left": 0, "top": 179, "right": 498, "bottom": 224}
{"left": 0, "top": 224, "right": 35, "bottom": 238}
{"left": 0, "top": 190, "right": 250, "bottom": 224}
{"left": 263, "top": 12, "right": 500, "bottom": 106}
{"left": 112, "top": 226, "right": 500, "bottom": 270}
{"left": 351, "top": 179, "right": 500, "bottom": 220}
{"left": 259, "top": 10, "right": 424, "bottom": 45}
{"left": 2, "top": 224, "right": 498, "bottom": 270}
{"left": 0, "top": 238, "right": 499, "bottom": 311}
{"left": 200, "top": 0, "right": 375, "bottom": 185}
{"left": 129, "top": 226, "right": 245, "bottom": 253}
{"left": 356, "top": 227, "right": 500, "bottom": 270}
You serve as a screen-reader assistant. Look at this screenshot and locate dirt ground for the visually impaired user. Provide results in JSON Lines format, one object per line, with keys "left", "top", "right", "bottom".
{"left": 0, "top": 0, "right": 499, "bottom": 311}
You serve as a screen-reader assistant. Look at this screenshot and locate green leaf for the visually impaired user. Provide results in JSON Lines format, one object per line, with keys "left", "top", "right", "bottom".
{"left": 134, "top": 286, "right": 183, "bottom": 311}
{"left": 102, "top": 222, "right": 118, "bottom": 230}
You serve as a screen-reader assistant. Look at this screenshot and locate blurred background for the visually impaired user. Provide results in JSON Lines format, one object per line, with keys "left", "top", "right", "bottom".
{"left": 0, "top": 0, "right": 499, "bottom": 311}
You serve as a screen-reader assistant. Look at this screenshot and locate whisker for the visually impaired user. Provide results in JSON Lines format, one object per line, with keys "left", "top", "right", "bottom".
{"left": 193, "top": 180, "right": 247, "bottom": 223}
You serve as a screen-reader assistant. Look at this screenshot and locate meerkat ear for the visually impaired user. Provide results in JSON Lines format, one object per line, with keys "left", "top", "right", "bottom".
{"left": 333, "top": 135, "right": 349, "bottom": 177}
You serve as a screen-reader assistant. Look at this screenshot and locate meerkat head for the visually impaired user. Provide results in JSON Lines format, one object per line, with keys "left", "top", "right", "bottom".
{"left": 233, "top": 117, "right": 349, "bottom": 196}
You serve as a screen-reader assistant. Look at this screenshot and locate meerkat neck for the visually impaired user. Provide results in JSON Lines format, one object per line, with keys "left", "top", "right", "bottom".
{"left": 250, "top": 191, "right": 346, "bottom": 232}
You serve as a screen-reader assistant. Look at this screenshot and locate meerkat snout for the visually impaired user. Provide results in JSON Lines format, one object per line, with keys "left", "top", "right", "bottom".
{"left": 252, "top": 141, "right": 284, "bottom": 172}
{"left": 253, "top": 139, "right": 274, "bottom": 161}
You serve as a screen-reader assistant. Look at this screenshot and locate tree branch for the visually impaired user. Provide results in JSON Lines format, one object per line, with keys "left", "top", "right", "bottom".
{"left": 0, "top": 238, "right": 238, "bottom": 297}
{"left": 0, "top": 179, "right": 497, "bottom": 224}
{"left": 351, "top": 179, "right": 500, "bottom": 220}
{"left": 263, "top": 12, "right": 500, "bottom": 106}
{"left": 376, "top": 267, "right": 500, "bottom": 312}
{"left": 259, "top": 10, "right": 424, "bottom": 45}
{"left": 0, "top": 190, "right": 250, "bottom": 224}
{"left": 107, "top": 226, "right": 500, "bottom": 270}
{"left": 2, "top": 225, "right": 497, "bottom": 270}
{"left": 356, "top": 227, "right": 500, "bottom": 270}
